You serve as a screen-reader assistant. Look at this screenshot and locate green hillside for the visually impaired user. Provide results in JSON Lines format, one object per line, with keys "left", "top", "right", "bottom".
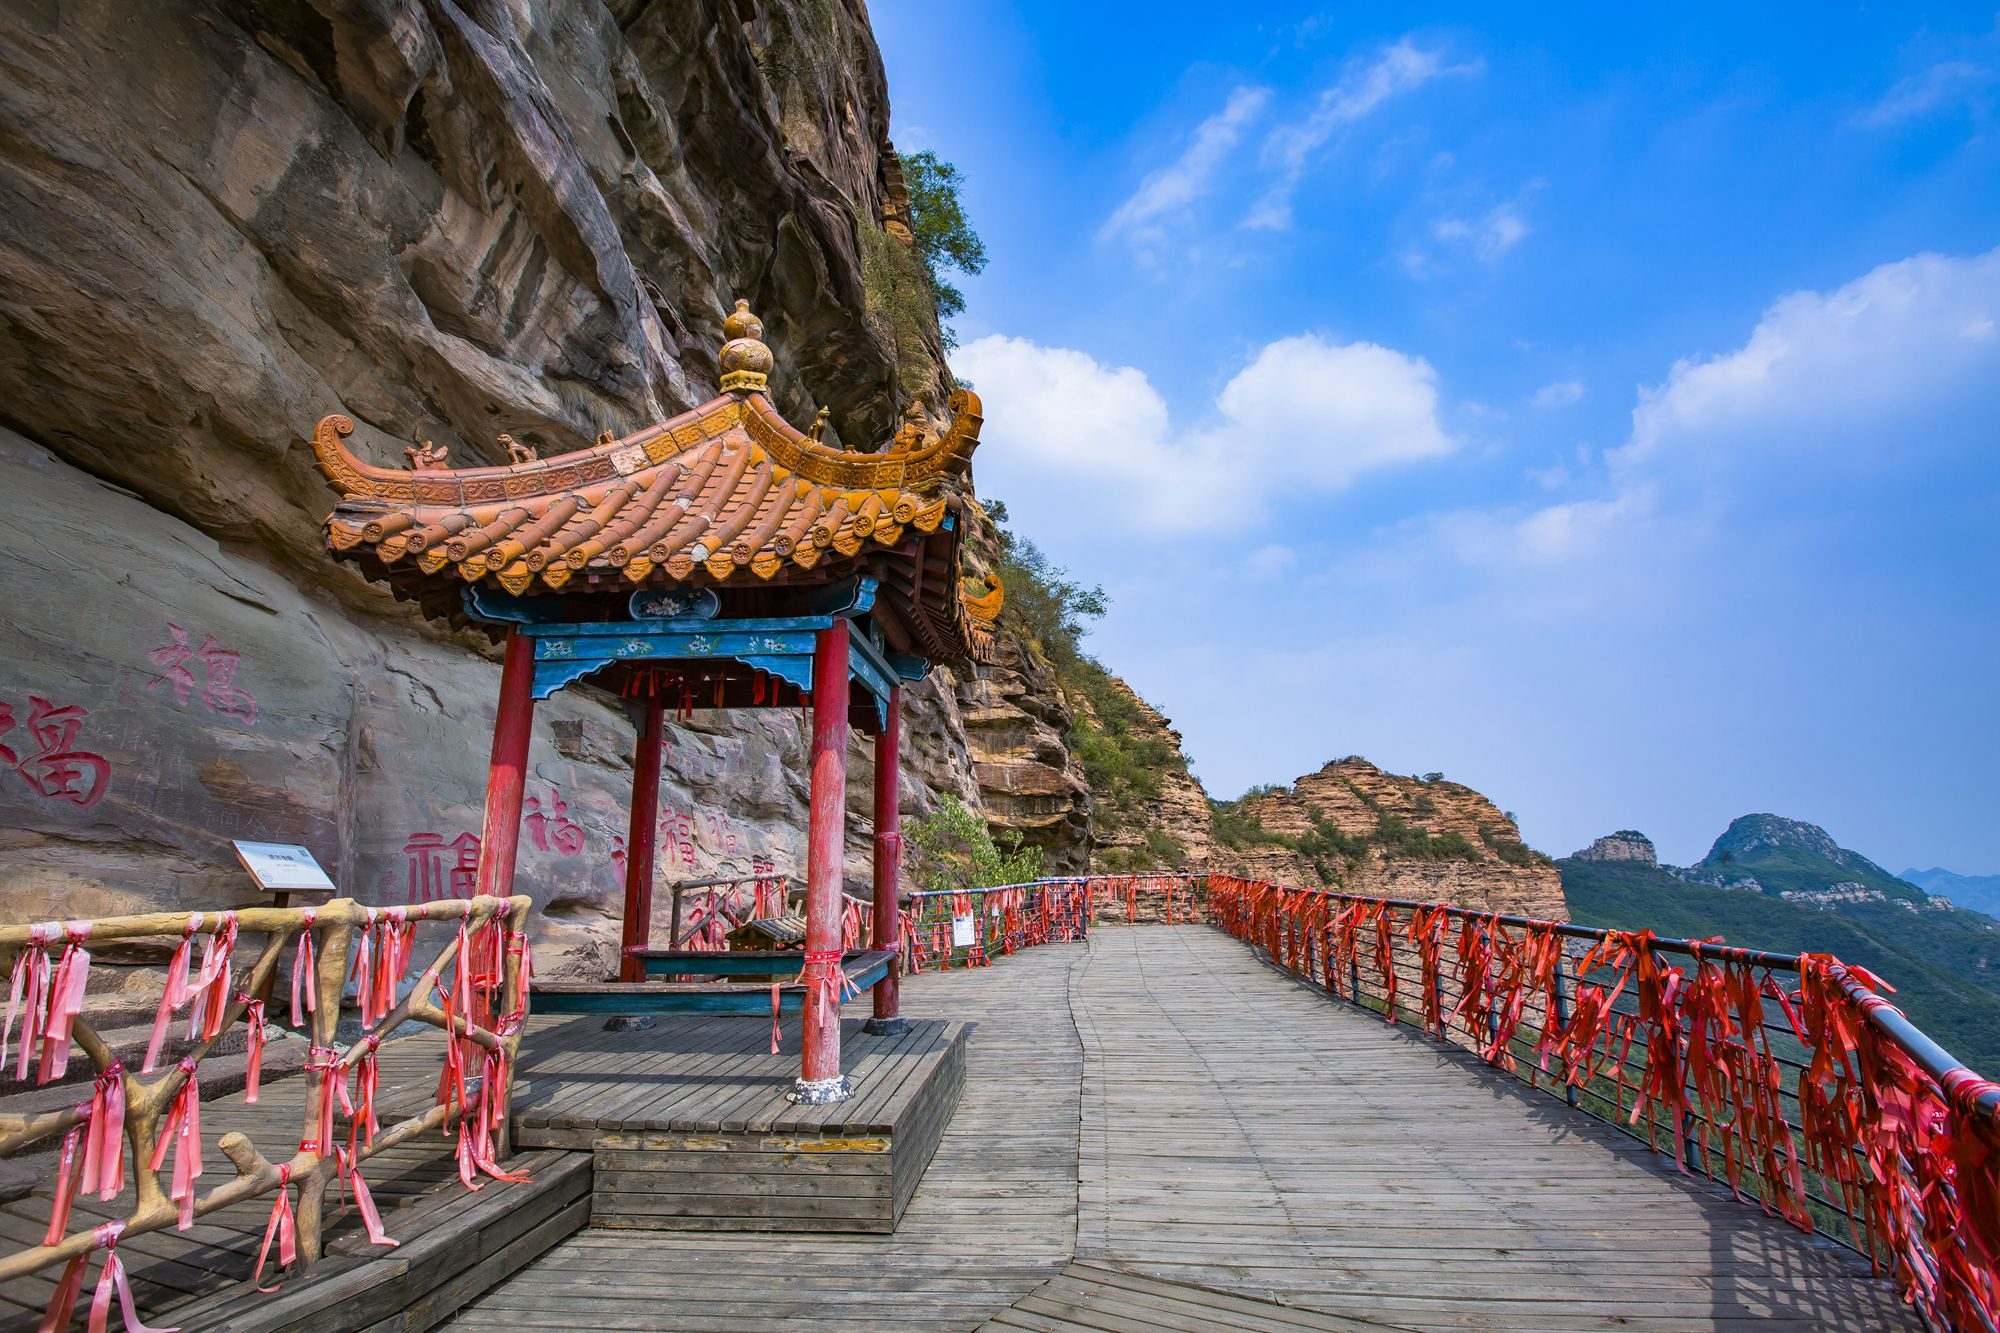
{"left": 1696, "top": 813, "right": 1924, "bottom": 901}
{"left": 1560, "top": 856, "right": 2000, "bottom": 1078}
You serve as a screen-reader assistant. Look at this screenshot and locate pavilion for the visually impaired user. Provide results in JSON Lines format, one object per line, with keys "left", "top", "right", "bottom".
{"left": 309, "top": 300, "right": 992, "bottom": 1105}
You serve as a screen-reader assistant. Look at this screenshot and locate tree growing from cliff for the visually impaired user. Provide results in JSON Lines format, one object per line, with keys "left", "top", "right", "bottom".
{"left": 900, "top": 151, "right": 987, "bottom": 348}
{"left": 908, "top": 796, "right": 1042, "bottom": 892}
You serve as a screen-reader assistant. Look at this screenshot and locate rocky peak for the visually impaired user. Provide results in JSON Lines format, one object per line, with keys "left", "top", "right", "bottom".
{"left": 1573, "top": 830, "right": 1658, "bottom": 865}
{"left": 1215, "top": 758, "right": 1567, "bottom": 919}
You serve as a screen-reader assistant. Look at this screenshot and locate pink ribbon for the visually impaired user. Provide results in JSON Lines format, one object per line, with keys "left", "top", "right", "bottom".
{"left": 769, "top": 983, "right": 782, "bottom": 1055}
{"left": 335, "top": 1147, "right": 398, "bottom": 1248}
{"left": 6, "top": 923, "right": 54, "bottom": 1080}
{"left": 38, "top": 923, "right": 92, "bottom": 1084}
{"left": 291, "top": 909, "right": 317, "bottom": 1029}
{"left": 375, "top": 907, "right": 413, "bottom": 1020}
{"left": 41, "top": 1221, "right": 177, "bottom": 1333}
{"left": 79, "top": 1061, "right": 124, "bottom": 1202}
{"left": 253, "top": 1166, "right": 296, "bottom": 1292}
{"left": 42, "top": 1101, "right": 90, "bottom": 1246}
{"left": 145, "top": 1057, "right": 202, "bottom": 1230}
{"left": 303, "top": 1045, "right": 346, "bottom": 1156}
{"left": 185, "top": 914, "right": 236, "bottom": 1044}
{"left": 348, "top": 1035, "right": 382, "bottom": 1156}
{"left": 349, "top": 910, "right": 377, "bottom": 1028}
{"left": 453, "top": 1045, "right": 528, "bottom": 1190}
{"left": 142, "top": 915, "right": 202, "bottom": 1073}
{"left": 239, "top": 995, "right": 265, "bottom": 1103}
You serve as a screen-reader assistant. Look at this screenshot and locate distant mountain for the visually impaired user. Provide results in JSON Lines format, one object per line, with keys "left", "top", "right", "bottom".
{"left": 1559, "top": 815, "right": 2000, "bottom": 1077}
{"left": 1904, "top": 867, "right": 2000, "bottom": 918}
{"left": 1694, "top": 813, "right": 1925, "bottom": 903}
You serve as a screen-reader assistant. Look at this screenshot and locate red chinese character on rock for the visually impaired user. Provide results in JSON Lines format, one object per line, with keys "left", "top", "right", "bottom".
{"left": 659, "top": 809, "right": 697, "bottom": 870}
{"left": 195, "top": 634, "right": 258, "bottom": 725}
{"left": 146, "top": 625, "right": 199, "bottom": 704}
{"left": 0, "top": 697, "right": 111, "bottom": 810}
{"left": 523, "top": 784, "right": 584, "bottom": 856}
{"left": 446, "top": 832, "right": 481, "bottom": 896}
{"left": 401, "top": 831, "right": 483, "bottom": 903}
{"left": 146, "top": 623, "right": 258, "bottom": 726}
{"left": 610, "top": 834, "right": 628, "bottom": 880}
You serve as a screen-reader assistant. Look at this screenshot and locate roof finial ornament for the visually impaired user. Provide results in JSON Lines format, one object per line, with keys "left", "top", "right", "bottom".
{"left": 499, "top": 433, "right": 537, "bottom": 464}
{"left": 806, "top": 407, "right": 831, "bottom": 443}
{"left": 404, "top": 439, "right": 449, "bottom": 471}
{"left": 718, "top": 298, "right": 772, "bottom": 394}
{"left": 894, "top": 401, "right": 931, "bottom": 451}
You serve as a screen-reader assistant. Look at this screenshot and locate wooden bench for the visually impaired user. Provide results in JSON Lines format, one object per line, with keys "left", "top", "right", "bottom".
{"left": 532, "top": 949, "right": 893, "bottom": 1015}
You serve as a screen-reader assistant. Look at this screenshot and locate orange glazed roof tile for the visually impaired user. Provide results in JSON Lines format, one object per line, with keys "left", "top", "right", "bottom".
{"left": 311, "top": 302, "right": 989, "bottom": 664}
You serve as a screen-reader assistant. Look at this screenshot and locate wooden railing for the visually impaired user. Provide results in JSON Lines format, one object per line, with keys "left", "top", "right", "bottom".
{"left": 1202, "top": 874, "right": 2000, "bottom": 1333}
{"left": 909, "top": 871, "right": 1999, "bottom": 1329}
{"left": 0, "top": 894, "right": 531, "bottom": 1311}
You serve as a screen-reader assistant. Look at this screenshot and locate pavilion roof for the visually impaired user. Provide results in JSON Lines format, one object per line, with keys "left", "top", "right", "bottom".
{"left": 312, "top": 302, "right": 990, "bottom": 664}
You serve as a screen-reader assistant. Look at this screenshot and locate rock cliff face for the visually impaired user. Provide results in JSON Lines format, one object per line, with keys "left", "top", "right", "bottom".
{"left": 1572, "top": 831, "right": 1658, "bottom": 865}
{"left": 1217, "top": 759, "right": 1568, "bottom": 919}
{"left": 0, "top": 0, "right": 1070, "bottom": 974}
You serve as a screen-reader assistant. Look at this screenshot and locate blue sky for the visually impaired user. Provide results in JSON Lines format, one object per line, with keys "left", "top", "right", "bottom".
{"left": 872, "top": 3, "right": 2000, "bottom": 873}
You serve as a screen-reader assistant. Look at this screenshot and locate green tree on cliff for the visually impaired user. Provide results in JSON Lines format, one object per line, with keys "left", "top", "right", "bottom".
{"left": 899, "top": 151, "right": 987, "bottom": 346}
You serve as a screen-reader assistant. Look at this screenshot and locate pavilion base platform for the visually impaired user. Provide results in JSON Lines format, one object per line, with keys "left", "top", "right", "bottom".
{"left": 529, "top": 948, "right": 893, "bottom": 1017}
{"left": 509, "top": 1012, "right": 967, "bottom": 1234}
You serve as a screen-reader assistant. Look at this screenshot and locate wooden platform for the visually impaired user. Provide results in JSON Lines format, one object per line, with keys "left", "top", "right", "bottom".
{"left": 466, "top": 926, "right": 1920, "bottom": 1331}
{"left": 510, "top": 1013, "right": 965, "bottom": 1233}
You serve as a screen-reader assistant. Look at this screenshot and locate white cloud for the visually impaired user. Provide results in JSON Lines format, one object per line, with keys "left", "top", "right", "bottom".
{"left": 1431, "top": 202, "right": 1529, "bottom": 262}
{"left": 1249, "top": 39, "right": 1480, "bottom": 231}
{"left": 1101, "top": 87, "right": 1272, "bottom": 246}
{"left": 1856, "top": 59, "right": 1997, "bottom": 127}
{"left": 1247, "top": 544, "right": 1297, "bottom": 577}
{"left": 1619, "top": 247, "right": 2000, "bottom": 469}
{"left": 956, "top": 332, "right": 1455, "bottom": 533}
{"left": 1530, "top": 380, "right": 1584, "bottom": 410}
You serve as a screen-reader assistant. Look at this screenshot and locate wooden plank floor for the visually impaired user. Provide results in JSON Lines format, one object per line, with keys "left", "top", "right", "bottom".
{"left": 981, "top": 1262, "right": 1401, "bottom": 1331}
{"left": 464, "top": 925, "right": 1918, "bottom": 1332}
{"left": 456, "top": 947, "right": 1087, "bottom": 1329}
{"left": 1072, "top": 926, "right": 1917, "bottom": 1332}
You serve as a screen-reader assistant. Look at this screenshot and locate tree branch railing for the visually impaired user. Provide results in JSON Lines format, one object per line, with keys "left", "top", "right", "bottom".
{"left": 0, "top": 893, "right": 532, "bottom": 1320}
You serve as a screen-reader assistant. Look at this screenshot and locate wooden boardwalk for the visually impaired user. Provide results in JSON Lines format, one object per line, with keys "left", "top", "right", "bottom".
{"left": 457, "top": 948, "right": 1084, "bottom": 1329}
{"left": 461, "top": 924, "right": 1914, "bottom": 1331}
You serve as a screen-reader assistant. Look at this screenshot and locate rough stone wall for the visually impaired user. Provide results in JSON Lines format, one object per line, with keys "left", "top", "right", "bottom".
{"left": 0, "top": 0, "right": 1025, "bottom": 977}
{"left": 1222, "top": 759, "right": 1568, "bottom": 920}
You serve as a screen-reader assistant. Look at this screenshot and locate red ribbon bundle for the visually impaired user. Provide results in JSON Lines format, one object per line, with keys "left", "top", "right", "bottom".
{"left": 185, "top": 913, "right": 236, "bottom": 1044}
{"left": 79, "top": 1061, "right": 124, "bottom": 1202}
{"left": 143, "top": 914, "right": 203, "bottom": 1073}
{"left": 1407, "top": 906, "right": 1449, "bottom": 1038}
{"left": 39, "top": 923, "right": 93, "bottom": 1083}
{"left": 349, "top": 1035, "right": 383, "bottom": 1156}
{"left": 42, "top": 1101, "right": 90, "bottom": 1246}
{"left": 5, "top": 922, "right": 55, "bottom": 1080}
{"left": 145, "top": 1057, "right": 203, "bottom": 1230}
{"left": 290, "top": 909, "right": 317, "bottom": 1029}
{"left": 254, "top": 1166, "right": 296, "bottom": 1292}
{"left": 41, "top": 1221, "right": 176, "bottom": 1333}
{"left": 335, "top": 1147, "right": 399, "bottom": 1248}
{"left": 240, "top": 995, "right": 266, "bottom": 1103}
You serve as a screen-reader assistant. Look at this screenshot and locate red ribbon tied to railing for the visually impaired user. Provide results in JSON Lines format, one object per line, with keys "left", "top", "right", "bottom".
{"left": 39, "top": 922, "right": 93, "bottom": 1083}
{"left": 5, "top": 922, "right": 54, "bottom": 1080}
{"left": 143, "top": 914, "right": 202, "bottom": 1073}
{"left": 291, "top": 908, "right": 317, "bottom": 1029}
{"left": 40, "top": 1221, "right": 176, "bottom": 1333}
{"left": 254, "top": 1166, "right": 296, "bottom": 1293}
{"left": 145, "top": 1057, "right": 202, "bottom": 1230}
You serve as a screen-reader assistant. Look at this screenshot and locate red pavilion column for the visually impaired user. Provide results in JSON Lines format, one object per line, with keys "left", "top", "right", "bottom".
{"left": 864, "top": 685, "right": 906, "bottom": 1035}
{"left": 475, "top": 630, "right": 536, "bottom": 898}
{"left": 619, "top": 698, "right": 666, "bottom": 983}
{"left": 793, "top": 618, "right": 852, "bottom": 1104}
